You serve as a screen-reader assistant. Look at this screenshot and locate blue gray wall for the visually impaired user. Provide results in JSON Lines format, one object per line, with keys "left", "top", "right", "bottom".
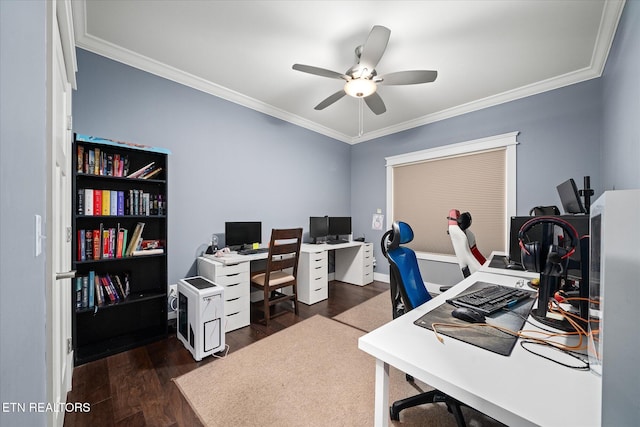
{"left": 72, "top": 50, "right": 351, "bottom": 286}
{"left": 0, "top": 1, "right": 47, "bottom": 425}
{"left": 602, "top": 0, "right": 640, "bottom": 191}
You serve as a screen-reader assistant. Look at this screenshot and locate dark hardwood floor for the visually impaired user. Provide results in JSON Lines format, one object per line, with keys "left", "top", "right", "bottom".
{"left": 64, "top": 280, "right": 389, "bottom": 426}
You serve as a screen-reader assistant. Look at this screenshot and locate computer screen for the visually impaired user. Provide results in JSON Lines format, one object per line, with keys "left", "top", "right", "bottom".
{"left": 309, "top": 216, "right": 329, "bottom": 242}
{"left": 225, "top": 221, "right": 261, "bottom": 249}
{"left": 557, "top": 178, "right": 586, "bottom": 214}
{"left": 328, "top": 216, "right": 351, "bottom": 238}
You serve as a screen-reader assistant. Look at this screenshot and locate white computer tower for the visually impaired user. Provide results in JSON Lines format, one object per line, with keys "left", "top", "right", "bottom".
{"left": 177, "top": 276, "right": 225, "bottom": 361}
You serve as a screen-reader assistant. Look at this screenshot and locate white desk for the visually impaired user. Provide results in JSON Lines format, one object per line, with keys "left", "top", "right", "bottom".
{"left": 198, "top": 241, "right": 373, "bottom": 308}
{"left": 358, "top": 270, "right": 602, "bottom": 427}
{"left": 480, "top": 251, "right": 540, "bottom": 279}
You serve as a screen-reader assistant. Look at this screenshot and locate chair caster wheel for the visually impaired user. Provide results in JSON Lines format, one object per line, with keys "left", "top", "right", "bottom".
{"left": 390, "top": 406, "right": 400, "bottom": 421}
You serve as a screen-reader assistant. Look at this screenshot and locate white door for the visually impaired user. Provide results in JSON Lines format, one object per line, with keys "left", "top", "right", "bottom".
{"left": 47, "top": 2, "right": 76, "bottom": 426}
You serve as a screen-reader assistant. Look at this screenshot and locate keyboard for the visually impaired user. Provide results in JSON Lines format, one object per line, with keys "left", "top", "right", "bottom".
{"left": 446, "top": 283, "right": 534, "bottom": 315}
{"left": 237, "top": 247, "right": 269, "bottom": 255}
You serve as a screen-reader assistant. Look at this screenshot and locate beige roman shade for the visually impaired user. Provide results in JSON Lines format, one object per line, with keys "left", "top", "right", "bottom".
{"left": 392, "top": 148, "right": 506, "bottom": 255}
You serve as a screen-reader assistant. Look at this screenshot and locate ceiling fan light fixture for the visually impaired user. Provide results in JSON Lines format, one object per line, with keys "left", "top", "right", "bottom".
{"left": 344, "top": 78, "right": 377, "bottom": 98}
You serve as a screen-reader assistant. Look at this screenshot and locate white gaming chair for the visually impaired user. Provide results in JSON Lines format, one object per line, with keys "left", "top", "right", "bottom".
{"left": 448, "top": 209, "right": 487, "bottom": 278}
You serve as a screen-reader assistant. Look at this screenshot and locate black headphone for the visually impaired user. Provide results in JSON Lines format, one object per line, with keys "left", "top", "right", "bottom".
{"left": 447, "top": 211, "right": 472, "bottom": 231}
{"left": 518, "top": 216, "right": 579, "bottom": 275}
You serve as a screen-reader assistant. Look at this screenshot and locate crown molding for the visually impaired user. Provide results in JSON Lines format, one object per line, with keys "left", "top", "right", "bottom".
{"left": 71, "top": 0, "right": 625, "bottom": 146}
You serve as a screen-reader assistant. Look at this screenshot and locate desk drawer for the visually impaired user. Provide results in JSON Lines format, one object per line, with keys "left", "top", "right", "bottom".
{"left": 305, "top": 285, "right": 328, "bottom": 305}
{"left": 225, "top": 295, "right": 248, "bottom": 314}
{"left": 215, "top": 271, "right": 249, "bottom": 288}
{"left": 309, "top": 264, "right": 327, "bottom": 280}
{"left": 222, "top": 280, "right": 248, "bottom": 300}
{"left": 217, "top": 261, "right": 250, "bottom": 276}
{"left": 225, "top": 310, "right": 250, "bottom": 332}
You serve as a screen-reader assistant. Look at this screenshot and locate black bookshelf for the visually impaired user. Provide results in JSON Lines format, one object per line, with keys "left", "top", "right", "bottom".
{"left": 71, "top": 134, "right": 170, "bottom": 365}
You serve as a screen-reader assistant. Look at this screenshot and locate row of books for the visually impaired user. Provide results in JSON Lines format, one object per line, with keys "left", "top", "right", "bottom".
{"left": 75, "top": 271, "right": 131, "bottom": 310}
{"left": 77, "top": 145, "right": 163, "bottom": 179}
{"left": 77, "top": 144, "right": 130, "bottom": 177}
{"left": 77, "top": 188, "right": 166, "bottom": 216}
{"left": 77, "top": 222, "right": 159, "bottom": 261}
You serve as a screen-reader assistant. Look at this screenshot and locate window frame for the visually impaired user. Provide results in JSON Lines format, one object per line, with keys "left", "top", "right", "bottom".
{"left": 385, "top": 131, "right": 519, "bottom": 263}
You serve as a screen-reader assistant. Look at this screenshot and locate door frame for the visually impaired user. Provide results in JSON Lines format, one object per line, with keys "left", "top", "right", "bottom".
{"left": 46, "top": 1, "right": 77, "bottom": 426}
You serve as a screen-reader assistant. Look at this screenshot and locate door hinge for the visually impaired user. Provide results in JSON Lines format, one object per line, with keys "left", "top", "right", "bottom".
{"left": 67, "top": 338, "right": 73, "bottom": 354}
{"left": 66, "top": 115, "right": 73, "bottom": 131}
{"left": 66, "top": 226, "right": 72, "bottom": 243}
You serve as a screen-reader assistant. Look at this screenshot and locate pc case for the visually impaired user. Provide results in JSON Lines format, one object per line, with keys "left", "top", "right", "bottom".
{"left": 177, "top": 276, "right": 225, "bottom": 361}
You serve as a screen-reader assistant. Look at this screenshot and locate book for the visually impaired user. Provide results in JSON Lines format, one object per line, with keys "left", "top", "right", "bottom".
{"left": 116, "top": 228, "right": 124, "bottom": 258}
{"left": 84, "top": 189, "right": 93, "bottom": 215}
{"left": 117, "top": 191, "right": 125, "bottom": 216}
{"left": 92, "top": 229, "right": 101, "bottom": 260}
{"left": 93, "top": 189, "right": 102, "bottom": 216}
{"left": 77, "top": 189, "right": 84, "bottom": 215}
{"left": 127, "top": 161, "right": 155, "bottom": 179}
{"left": 94, "top": 147, "right": 101, "bottom": 175}
{"left": 75, "top": 277, "right": 83, "bottom": 310}
{"left": 88, "top": 271, "right": 95, "bottom": 309}
{"left": 94, "top": 274, "right": 103, "bottom": 306}
{"left": 100, "top": 276, "right": 115, "bottom": 302}
{"left": 85, "top": 230, "right": 93, "bottom": 260}
{"left": 88, "top": 149, "right": 95, "bottom": 175}
{"left": 101, "top": 190, "right": 110, "bottom": 216}
{"left": 110, "top": 190, "right": 118, "bottom": 216}
{"left": 77, "top": 230, "right": 85, "bottom": 261}
{"left": 114, "top": 274, "right": 128, "bottom": 299}
{"left": 132, "top": 248, "right": 164, "bottom": 256}
{"left": 125, "top": 222, "right": 145, "bottom": 256}
{"left": 77, "top": 145, "right": 84, "bottom": 173}
{"left": 140, "top": 167, "right": 163, "bottom": 180}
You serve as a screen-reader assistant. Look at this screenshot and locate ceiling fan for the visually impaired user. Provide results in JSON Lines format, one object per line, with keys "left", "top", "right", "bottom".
{"left": 292, "top": 25, "right": 438, "bottom": 115}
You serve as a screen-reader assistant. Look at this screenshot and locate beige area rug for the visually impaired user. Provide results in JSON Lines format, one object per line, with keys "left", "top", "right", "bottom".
{"left": 332, "top": 291, "right": 392, "bottom": 332}
{"left": 174, "top": 314, "right": 504, "bottom": 427}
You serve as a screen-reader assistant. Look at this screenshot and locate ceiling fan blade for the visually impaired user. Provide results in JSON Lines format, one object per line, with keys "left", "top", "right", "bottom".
{"left": 364, "top": 92, "right": 386, "bottom": 115}
{"left": 292, "top": 64, "right": 350, "bottom": 80}
{"left": 378, "top": 70, "right": 438, "bottom": 85}
{"left": 315, "top": 90, "right": 347, "bottom": 110}
{"left": 358, "top": 25, "right": 391, "bottom": 75}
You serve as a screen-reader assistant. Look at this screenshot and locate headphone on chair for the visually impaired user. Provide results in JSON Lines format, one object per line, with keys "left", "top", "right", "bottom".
{"left": 518, "top": 216, "right": 579, "bottom": 275}
{"left": 447, "top": 210, "right": 472, "bottom": 231}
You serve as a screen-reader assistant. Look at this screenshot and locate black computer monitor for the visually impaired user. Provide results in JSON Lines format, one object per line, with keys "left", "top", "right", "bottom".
{"left": 328, "top": 216, "right": 351, "bottom": 239}
{"left": 309, "top": 216, "right": 329, "bottom": 243}
{"left": 557, "top": 178, "right": 586, "bottom": 214}
{"left": 225, "top": 221, "right": 261, "bottom": 250}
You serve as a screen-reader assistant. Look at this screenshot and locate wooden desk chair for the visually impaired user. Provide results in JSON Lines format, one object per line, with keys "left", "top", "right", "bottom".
{"left": 250, "top": 228, "right": 303, "bottom": 326}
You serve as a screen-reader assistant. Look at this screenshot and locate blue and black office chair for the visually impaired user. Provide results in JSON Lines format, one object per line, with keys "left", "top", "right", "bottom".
{"left": 381, "top": 221, "right": 467, "bottom": 426}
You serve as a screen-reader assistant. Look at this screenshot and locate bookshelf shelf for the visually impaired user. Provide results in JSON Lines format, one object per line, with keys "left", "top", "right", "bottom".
{"left": 71, "top": 134, "right": 170, "bottom": 366}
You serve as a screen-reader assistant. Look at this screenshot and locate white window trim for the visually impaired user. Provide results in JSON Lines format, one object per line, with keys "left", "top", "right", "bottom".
{"left": 385, "top": 131, "right": 519, "bottom": 262}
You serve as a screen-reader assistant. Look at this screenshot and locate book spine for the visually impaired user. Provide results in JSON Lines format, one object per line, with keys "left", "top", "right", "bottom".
{"left": 94, "top": 148, "right": 101, "bottom": 175}
{"left": 75, "top": 277, "right": 83, "bottom": 310}
{"left": 93, "top": 189, "right": 102, "bottom": 216}
{"left": 81, "top": 274, "right": 89, "bottom": 308}
{"left": 110, "top": 190, "right": 118, "bottom": 216}
{"left": 93, "top": 229, "right": 100, "bottom": 260}
{"left": 77, "top": 189, "right": 84, "bottom": 215}
{"left": 116, "top": 229, "right": 124, "bottom": 258}
{"left": 88, "top": 149, "right": 95, "bottom": 175}
{"left": 88, "top": 270, "right": 95, "bottom": 309}
{"left": 117, "top": 191, "right": 125, "bottom": 216}
{"left": 101, "top": 190, "right": 110, "bottom": 216}
{"left": 85, "top": 230, "right": 93, "bottom": 260}
{"left": 77, "top": 229, "right": 85, "bottom": 261}
{"left": 84, "top": 189, "right": 93, "bottom": 216}
{"left": 94, "top": 274, "right": 103, "bottom": 306}
{"left": 77, "top": 145, "right": 84, "bottom": 173}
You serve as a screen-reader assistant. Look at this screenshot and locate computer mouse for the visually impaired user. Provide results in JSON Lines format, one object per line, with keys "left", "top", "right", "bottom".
{"left": 505, "top": 263, "right": 524, "bottom": 271}
{"left": 451, "top": 307, "right": 486, "bottom": 323}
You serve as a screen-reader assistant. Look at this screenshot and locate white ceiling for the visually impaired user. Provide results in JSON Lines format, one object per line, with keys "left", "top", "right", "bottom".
{"left": 71, "top": 0, "right": 625, "bottom": 144}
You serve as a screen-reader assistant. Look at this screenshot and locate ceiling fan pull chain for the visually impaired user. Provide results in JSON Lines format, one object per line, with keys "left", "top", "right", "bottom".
{"left": 358, "top": 98, "right": 364, "bottom": 137}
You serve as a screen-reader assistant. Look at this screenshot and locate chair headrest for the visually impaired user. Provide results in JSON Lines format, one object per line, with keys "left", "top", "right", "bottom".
{"left": 392, "top": 221, "right": 414, "bottom": 246}
{"left": 447, "top": 209, "right": 472, "bottom": 231}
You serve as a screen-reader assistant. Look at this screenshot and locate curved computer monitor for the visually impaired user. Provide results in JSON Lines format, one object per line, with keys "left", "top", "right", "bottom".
{"left": 309, "top": 216, "right": 329, "bottom": 243}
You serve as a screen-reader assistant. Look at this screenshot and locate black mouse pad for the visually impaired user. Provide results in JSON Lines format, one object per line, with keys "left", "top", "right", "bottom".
{"left": 414, "top": 281, "right": 536, "bottom": 356}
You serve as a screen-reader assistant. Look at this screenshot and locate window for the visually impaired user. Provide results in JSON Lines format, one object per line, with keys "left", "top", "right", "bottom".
{"left": 386, "top": 132, "right": 518, "bottom": 260}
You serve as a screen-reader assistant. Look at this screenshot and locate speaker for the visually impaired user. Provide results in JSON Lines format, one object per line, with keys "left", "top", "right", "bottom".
{"left": 517, "top": 216, "right": 579, "bottom": 275}
{"left": 168, "top": 283, "right": 178, "bottom": 320}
